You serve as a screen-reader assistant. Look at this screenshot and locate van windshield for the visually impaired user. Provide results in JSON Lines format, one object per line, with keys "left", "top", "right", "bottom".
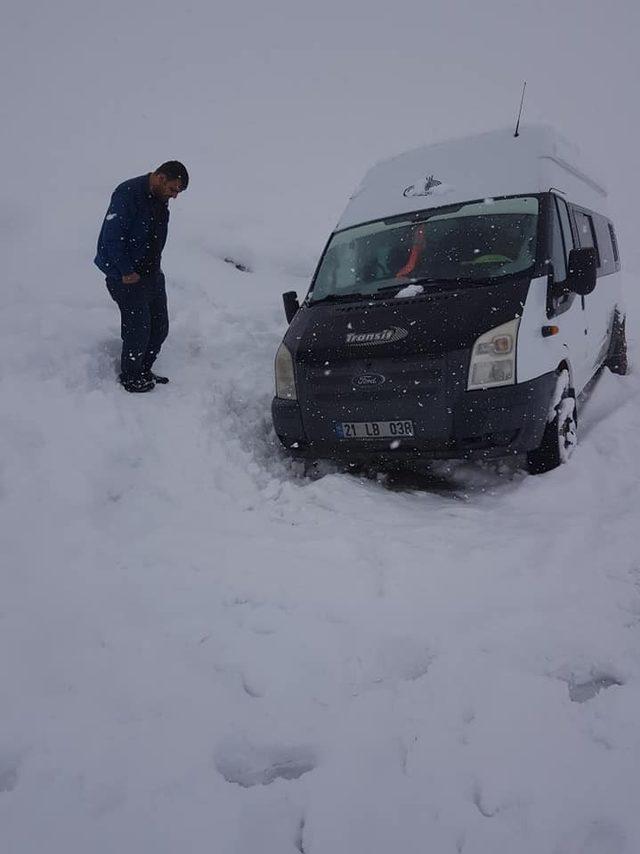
{"left": 309, "top": 196, "right": 539, "bottom": 302}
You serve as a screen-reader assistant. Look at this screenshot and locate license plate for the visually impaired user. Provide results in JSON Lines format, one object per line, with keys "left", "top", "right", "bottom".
{"left": 336, "top": 420, "right": 414, "bottom": 440}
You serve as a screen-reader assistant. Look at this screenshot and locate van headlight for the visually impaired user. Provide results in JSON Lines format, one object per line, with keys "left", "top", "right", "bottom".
{"left": 275, "top": 342, "right": 297, "bottom": 400}
{"left": 467, "top": 318, "right": 520, "bottom": 390}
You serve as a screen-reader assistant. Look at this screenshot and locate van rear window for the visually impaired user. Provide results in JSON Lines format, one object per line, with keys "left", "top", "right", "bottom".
{"left": 310, "top": 196, "right": 539, "bottom": 302}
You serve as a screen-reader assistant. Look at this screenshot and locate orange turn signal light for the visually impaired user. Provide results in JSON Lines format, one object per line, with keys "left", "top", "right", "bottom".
{"left": 541, "top": 325, "right": 559, "bottom": 338}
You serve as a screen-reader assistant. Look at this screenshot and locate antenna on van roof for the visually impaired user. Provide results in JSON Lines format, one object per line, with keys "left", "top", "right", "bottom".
{"left": 514, "top": 81, "right": 527, "bottom": 137}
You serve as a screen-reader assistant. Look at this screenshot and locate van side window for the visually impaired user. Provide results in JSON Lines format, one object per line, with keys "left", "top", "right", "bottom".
{"left": 593, "top": 214, "right": 616, "bottom": 276}
{"left": 608, "top": 222, "right": 620, "bottom": 265}
{"left": 547, "top": 196, "right": 575, "bottom": 318}
{"left": 550, "top": 198, "right": 567, "bottom": 282}
{"left": 556, "top": 197, "right": 574, "bottom": 256}
{"left": 573, "top": 209, "right": 600, "bottom": 266}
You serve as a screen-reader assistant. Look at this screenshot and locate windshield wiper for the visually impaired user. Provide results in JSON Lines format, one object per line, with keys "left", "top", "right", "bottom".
{"left": 310, "top": 292, "right": 369, "bottom": 305}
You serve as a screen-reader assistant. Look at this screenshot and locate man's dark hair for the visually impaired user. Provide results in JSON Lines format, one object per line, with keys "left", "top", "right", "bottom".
{"left": 155, "top": 160, "right": 189, "bottom": 189}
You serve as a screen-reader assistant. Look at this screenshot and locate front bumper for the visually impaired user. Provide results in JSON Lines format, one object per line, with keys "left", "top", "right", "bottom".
{"left": 272, "top": 371, "right": 557, "bottom": 463}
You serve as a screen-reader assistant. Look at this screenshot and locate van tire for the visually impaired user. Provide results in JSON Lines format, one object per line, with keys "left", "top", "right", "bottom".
{"left": 606, "top": 312, "right": 628, "bottom": 375}
{"left": 526, "top": 370, "right": 577, "bottom": 475}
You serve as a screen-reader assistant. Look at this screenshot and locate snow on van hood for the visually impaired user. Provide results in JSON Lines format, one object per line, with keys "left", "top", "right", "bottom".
{"left": 394, "top": 283, "right": 424, "bottom": 298}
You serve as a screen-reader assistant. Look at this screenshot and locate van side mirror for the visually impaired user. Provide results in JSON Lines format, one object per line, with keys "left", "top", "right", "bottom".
{"left": 567, "top": 247, "right": 597, "bottom": 296}
{"left": 282, "top": 291, "right": 300, "bottom": 323}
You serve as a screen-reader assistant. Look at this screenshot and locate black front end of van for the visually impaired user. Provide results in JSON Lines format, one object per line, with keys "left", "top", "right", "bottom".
{"left": 272, "top": 283, "right": 556, "bottom": 466}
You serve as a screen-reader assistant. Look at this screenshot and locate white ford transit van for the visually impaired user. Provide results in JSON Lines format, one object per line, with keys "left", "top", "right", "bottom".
{"left": 272, "top": 126, "right": 627, "bottom": 473}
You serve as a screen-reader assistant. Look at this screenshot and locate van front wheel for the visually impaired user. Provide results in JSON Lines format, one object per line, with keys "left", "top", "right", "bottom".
{"left": 526, "top": 370, "right": 577, "bottom": 475}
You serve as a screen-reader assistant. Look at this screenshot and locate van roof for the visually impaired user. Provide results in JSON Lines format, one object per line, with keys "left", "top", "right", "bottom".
{"left": 336, "top": 125, "right": 608, "bottom": 231}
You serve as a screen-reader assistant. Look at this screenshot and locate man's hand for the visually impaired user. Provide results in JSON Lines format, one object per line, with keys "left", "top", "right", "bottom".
{"left": 122, "top": 272, "right": 141, "bottom": 284}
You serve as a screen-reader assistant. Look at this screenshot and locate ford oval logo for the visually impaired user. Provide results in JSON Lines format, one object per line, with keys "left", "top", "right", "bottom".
{"left": 352, "top": 373, "right": 386, "bottom": 387}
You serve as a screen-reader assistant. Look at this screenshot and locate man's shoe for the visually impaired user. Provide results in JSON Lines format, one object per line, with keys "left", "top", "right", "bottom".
{"left": 119, "top": 374, "right": 155, "bottom": 393}
{"left": 144, "top": 371, "right": 169, "bottom": 384}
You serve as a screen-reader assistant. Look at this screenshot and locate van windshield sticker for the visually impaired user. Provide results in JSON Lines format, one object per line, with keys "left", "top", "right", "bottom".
{"left": 404, "top": 175, "right": 444, "bottom": 198}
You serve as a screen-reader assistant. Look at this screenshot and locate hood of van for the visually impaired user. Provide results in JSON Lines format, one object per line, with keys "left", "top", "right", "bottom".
{"left": 285, "top": 279, "right": 531, "bottom": 362}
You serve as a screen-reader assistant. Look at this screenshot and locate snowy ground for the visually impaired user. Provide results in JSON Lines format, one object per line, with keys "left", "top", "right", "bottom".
{"left": 2, "top": 221, "right": 640, "bottom": 851}
{"left": 3, "top": 1, "right": 640, "bottom": 851}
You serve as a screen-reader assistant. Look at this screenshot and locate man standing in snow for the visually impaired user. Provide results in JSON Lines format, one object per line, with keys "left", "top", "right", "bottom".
{"left": 95, "top": 161, "right": 189, "bottom": 393}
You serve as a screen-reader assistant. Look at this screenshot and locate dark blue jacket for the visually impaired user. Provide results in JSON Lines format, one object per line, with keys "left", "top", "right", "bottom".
{"left": 95, "top": 175, "right": 169, "bottom": 279}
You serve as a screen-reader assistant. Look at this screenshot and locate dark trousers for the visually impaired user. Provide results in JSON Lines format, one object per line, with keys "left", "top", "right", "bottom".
{"left": 106, "top": 272, "right": 169, "bottom": 380}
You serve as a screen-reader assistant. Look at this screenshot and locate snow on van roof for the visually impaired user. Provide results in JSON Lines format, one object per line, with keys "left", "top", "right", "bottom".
{"left": 336, "top": 125, "right": 607, "bottom": 231}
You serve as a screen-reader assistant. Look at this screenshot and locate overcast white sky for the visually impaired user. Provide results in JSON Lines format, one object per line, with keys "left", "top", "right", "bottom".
{"left": 2, "top": 0, "right": 639, "bottom": 269}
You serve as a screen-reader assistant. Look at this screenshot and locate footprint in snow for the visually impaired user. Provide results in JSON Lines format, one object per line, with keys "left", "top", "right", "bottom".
{"left": 556, "top": 819, "right": 627, "bottom": 854}
{"left": 567, "top": 672, "right": 623, "bottom": 703}
{"left": 0, "top": 755, "right": 20, "bottom": 793}
{"left": 224, "top": 256, "right": 251, "bottom": 273}
{"left": 357, "top": 636, "right": 434, "bottom": 689}
{"left": 214, "top": 739, "right": 316, "bottom": 788}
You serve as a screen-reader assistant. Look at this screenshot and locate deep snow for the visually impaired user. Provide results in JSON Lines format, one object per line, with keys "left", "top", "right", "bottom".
{"left": 2, "top": 232, "right": 640, "bottom": 853}
{"left": 2, "top": 1, "right": 640, "bottom": 852}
